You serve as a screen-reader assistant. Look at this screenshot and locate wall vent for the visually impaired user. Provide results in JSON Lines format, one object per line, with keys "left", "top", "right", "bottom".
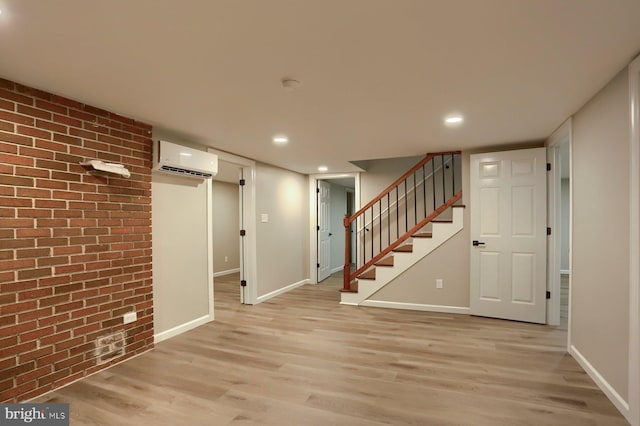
{"left": 95, "top": 332, "right": 125, "bottom": 364}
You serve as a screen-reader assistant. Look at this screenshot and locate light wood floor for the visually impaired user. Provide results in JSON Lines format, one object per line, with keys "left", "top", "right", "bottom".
{"left": 35, "top": 272, "right": 627, "bottom": 425}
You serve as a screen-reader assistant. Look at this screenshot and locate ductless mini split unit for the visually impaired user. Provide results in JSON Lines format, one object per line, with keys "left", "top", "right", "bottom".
{"left": 153, "top": 140, "right": 218, "bottom": 179}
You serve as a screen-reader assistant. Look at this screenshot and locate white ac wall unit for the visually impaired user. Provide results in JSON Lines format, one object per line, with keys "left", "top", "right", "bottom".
{"left": 153, "top": 140, "right": 218, "bottom": 179}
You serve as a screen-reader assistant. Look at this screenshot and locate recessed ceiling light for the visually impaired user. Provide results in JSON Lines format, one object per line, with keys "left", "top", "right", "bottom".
{"left": 318, "top": 166, "right": 328, "bottom": 172}
{"left": 444, "top": 115, "right": 464, "bottom": 125}
{"left": 273, "top": 135, "right": 288, "bottom": 145}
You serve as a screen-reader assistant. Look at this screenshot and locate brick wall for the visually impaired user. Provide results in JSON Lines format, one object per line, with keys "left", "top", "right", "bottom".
{"left": 0, "top": 78, "right": 154, "bottom": 402}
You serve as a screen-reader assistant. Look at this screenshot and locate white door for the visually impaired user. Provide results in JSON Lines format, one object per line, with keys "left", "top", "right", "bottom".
{"left": 317, "top": 181, "right": 332, "bottom": 282}
{"left": 470, "top": 148, "right": 547, "bottom": 324}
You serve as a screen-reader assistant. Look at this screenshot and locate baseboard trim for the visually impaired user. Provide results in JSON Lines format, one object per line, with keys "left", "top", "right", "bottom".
{"left": 570, "top": 344, "right": 630, "bottom": 422}
{"left": 154, "top": 314, "right": 212, "bottom": 344}
{"left": 330, "top": 265, "right": 343, "bottom": 274}
{"left": 360, "top": 300, "right": 470, "bottom": 315}
{"left": 560, "top": 269, "right": 571, "bottom": 275}
{"left": 213, "top": 268, "right": 240, "bottom": 278}
{"left": 256, "top": 279, "right": 309, "bottom": 304}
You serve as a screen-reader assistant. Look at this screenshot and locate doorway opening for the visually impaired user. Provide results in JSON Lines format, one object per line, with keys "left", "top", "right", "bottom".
{"left": 309, "top": 174, "right": 360, "bottom": 284}
{"left": 207, "top": 148, "right": 258, "bottom": 305}
{"left": 212, "top": 159, "right": 243, "bottom": 307}
{"left": 546, "top": 118, "right": 572, "bottom": 339}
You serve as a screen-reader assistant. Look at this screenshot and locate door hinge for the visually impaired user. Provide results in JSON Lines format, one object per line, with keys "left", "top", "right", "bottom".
{"left": 547, "top": 227, "right": 551, "bottom": 236}
{"left": 546, "top": 163, "right": 551, "bottom": 171}
{"left": 240, "top": 280, "right": 247, "bottom": 287}
{"left": 546, "top": 291, "right": 551, "bottom": 299}
{"left": 316, "top": 225, "right": 320, "bottom": 231}
{"left": 316, "top": 187, "right": 320, "bottom": 193}
{"left": 240, "top": 229, "right": 246, "bottom": 236}
{"left": 317, "top": 263, "right": 320, "bottom": 268}
{"left": 239, "top": 179, "right": 246, "bottom": 186}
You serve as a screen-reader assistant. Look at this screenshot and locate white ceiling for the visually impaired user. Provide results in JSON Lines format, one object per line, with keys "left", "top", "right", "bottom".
{"left": 0, "top": 1, "right": 639, "bottom": 174}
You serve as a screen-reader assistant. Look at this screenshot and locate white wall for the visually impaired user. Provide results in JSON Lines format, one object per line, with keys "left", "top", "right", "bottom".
{"left": 571, "top": 67, "right": 630, "bottom": 402}
{"left": 329, "top": 182, "right": 348, "bottom": 272}
{"left": 255, "top": 163, "right": 309, "bottom": 298}
{"left": 212, "top": 181, "right": 240, "bottom": 274}
{"left": 560, "top": 178, "right": 570, "bottom": 272}
{"left": 152, "top": 173, "right": 210, "bottom": 338}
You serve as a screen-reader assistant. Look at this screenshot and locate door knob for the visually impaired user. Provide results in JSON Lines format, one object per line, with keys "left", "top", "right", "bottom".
{"left": 329, "top": 233, "right": 333, "bottom": 236}
{"left": 472, "top": 240, "right": 486, "bottom": 247}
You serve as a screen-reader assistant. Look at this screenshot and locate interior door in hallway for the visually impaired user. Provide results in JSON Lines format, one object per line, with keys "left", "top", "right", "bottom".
{"left": 470, "top": 147, "right": 547, "bottom": 323}
{"left": 317, "top": 180, "right": 331, "bottom": 282}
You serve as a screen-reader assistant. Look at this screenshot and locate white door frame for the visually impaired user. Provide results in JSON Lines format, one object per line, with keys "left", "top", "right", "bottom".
{"left": 207, "top": 148, "right": 258, "bottom": 304}
{"left": 628, "top": 54, "right": 640, "bottom": 426}
{"left": 308, "top": 173, "right": 360, "bottom": 284}
{"left": 546, "top": 119, "right": 572, "bottom": 328}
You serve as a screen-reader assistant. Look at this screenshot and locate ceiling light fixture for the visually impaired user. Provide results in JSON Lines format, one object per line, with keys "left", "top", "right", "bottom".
{"left": 281, "top": 78, "right": 301, "bottom": 91}
{"left": 318, "top": 166, "right": 328, "bottom": 172}
{"left": 444, "top": 115, "right": 464, "bottom": 125}
{"left": 273, "top": 135, "right": 288, "bottom": 145}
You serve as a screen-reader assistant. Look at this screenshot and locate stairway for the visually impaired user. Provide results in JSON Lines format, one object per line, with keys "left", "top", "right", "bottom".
{"left": 340, "top": 206, "right": 464, "bottom": 305}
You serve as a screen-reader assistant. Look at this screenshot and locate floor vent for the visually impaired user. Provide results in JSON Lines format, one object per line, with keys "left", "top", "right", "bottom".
{"left": 95, "top": 332, "right": 125, "bottom": 364}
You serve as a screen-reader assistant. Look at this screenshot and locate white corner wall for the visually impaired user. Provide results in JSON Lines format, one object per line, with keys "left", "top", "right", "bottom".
{"left": 152, "top": 173, "right": 212, "bottom": 342}
{"left": 571, "top": 67, "right": 630, "bottom": 412}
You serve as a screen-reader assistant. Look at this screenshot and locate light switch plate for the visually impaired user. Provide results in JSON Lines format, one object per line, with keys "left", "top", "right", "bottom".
{"left": 261, "top": 213, "right": 269, "bottom": 223}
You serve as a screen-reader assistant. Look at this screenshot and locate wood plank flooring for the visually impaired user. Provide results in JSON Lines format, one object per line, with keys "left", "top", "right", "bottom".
{"left": 35, "top": 272, "right": 627, "bottom": 425}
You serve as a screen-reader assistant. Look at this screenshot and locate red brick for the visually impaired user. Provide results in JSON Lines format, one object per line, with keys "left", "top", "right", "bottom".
{"left": 0, "top": 110, "right": 35, "bottom": 126}
{"left": 0, "top": 151, "right": 33, "bottom": 166}
{"left": 0, "top": 196, "right": 31, "bottom": 207}
{"left": 17, "top": 104, "right": 51, "bottom": 120}
{"left": 18, "top": 307, "right": 51, "bottom": 322}
{"left": 0, "top": 341, "right": 37, "bottom": 358}
{"left": 15, "top": 84, "right": 51, "bottom": 101}
{"left": 19, "top": 327, "right": 55, "bottom": 344}
{"left": 39, "top": 294, "right": 69, "bottom": 308}
{"left": 0, "top": 219, "right": 33, "bottom": 229}
{"left": 16, "top": 365, "right": 52, "bottom": 385}
{"left": 34, "top": 139, "right": 67, "bottom": 152}
{"left": 54, "top": 301, "right": 83, "bottom": 314}
{"left": 35, "top": 179, "right": 67, "bottom": 190}
{"left": 0, "top": 130, "right": 33, "bottom": 146}
{"left": 16, "top": 187, "right": 51, "bottom": 198}
{"left": 19, "top": 146, "right": 54, "bottom": 159}
{"left": 16, "top": 228, "right": 51, "bottom": 238}
{"left": 39, "top": 331, "right": 70, "bottom": 346}
{"left": 35, "top": 119, "right": 66, "bottom": 134}
{"left": 0, "top": 259, "right": 35, "bottom": 271}
{"left": 35, "top": 99, "right": 67, "bottom": 115}
{"left": 0, "top": 88, "right": 32, "bottom": 105}
{"left": 34, "top": 200, "right": 65, "bottom": 209}
{"left": 17, "top": 209, "right": 52, "bottom": 218}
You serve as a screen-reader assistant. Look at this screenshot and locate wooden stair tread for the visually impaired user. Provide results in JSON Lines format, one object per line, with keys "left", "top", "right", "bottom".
{"left": 412, "top": 232, "right": 433, "bottom": 238}
{"left": 393, "top": 244, "right": 413, "bottom": 253}
{"left": 375, "top": 256, "right": 394, "bottom": 267}
{"left": 357, "top": 269, "right": 376, "bottom": 280}
{"left": 452, "top": 204, "right": 466, "bottom": 208}
{"left": 431, "top": 219, "right": 453, "bottom": 223}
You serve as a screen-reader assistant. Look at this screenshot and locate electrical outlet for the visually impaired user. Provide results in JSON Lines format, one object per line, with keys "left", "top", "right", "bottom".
{"left": 225, "top": 256, "right": 228, "bottom": 262}
{"left": 436, "top": 279, "right": 443, "bottom": 289}
{"left": 123, "top": 312, "right": 137, "bottom": 324}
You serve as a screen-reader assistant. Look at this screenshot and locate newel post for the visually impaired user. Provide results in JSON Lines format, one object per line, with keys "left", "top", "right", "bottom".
{"left": 343, "top": 214, "right": 351, "bottom": 291}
